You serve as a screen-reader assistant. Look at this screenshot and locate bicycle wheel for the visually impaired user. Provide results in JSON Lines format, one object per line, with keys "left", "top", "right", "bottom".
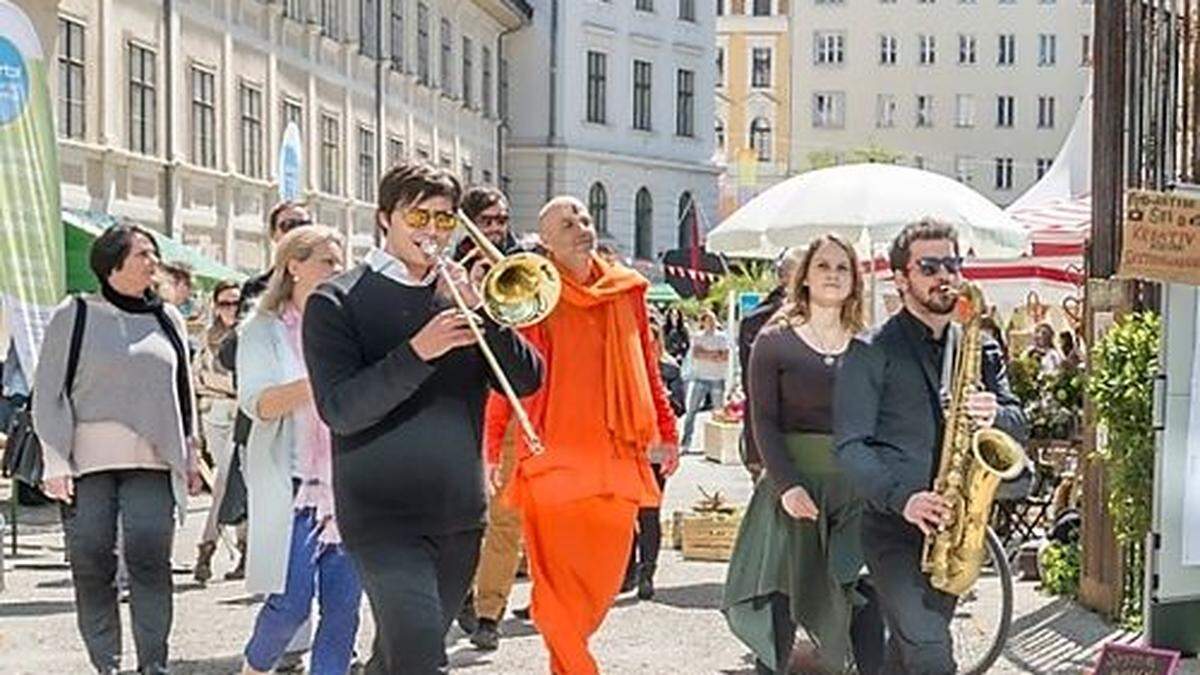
{"left": 950, "top": 527, "right": 1014, "bottom": 674}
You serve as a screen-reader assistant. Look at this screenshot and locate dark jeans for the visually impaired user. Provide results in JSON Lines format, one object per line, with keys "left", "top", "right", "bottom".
{"left": 626, "top": 463, "right": 668, "bottom": 578}
{"left": 349, "top": 528, "right": 482, "bottom": 674}
{"left": 61, "top": 470, "right": 175, "bottom": 674}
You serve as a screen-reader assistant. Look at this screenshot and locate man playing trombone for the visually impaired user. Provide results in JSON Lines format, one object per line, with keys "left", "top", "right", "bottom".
{"left": 489, "top": 196, "right": 680, "bottom": 674}
{"left": 301, "top": 161, "right": 543, "bottom": 674}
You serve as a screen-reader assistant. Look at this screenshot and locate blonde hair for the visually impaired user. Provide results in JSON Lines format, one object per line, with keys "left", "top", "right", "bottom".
{"left": 774, "top": 233, "right": 866, "bottom": 332}
{"left": 259, "top": 225, "right": 344, "bottom": 315}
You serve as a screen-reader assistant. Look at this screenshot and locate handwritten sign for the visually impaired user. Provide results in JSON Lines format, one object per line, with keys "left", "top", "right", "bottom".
{"left": 1093, "top": 642, "right": 1180, "bottom": 675}
{"left": 1119, "top": 189, "right": 1200, "bottom": 285}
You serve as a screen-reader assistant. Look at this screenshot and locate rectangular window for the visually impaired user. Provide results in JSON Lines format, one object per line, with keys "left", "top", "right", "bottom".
{"left": 955, "top": 156, "right": 974, "bottom": 183}
{"left": 636, "top": 0, "right": 654, "bottom": 10}
{"left": 482, "top": 47, "right": 493, "bottom": 117}
{"left": 1081, "top": 34, "right": 1092, "bottom": 66}
{"left": 388, "top": 136, "right": 405, "bottom": 167}
{"left": 321, "top": 114, "right": 340, "bottom": 194}
{"left": 58, "top": 18, "right": 85, "bottom": 139}
{"left": 998, "top": 34, "right": 1016, "bottom": 66}
{"left": 753, "top": 0, "right": 772, "bottom": 13}
{"left": 880, "top": 35, "right": 898, "bottom": 65}
{"left": 1038, "top": 33, "right": 1057, "bottom": 66}
{"left": 679, "top": 0, "right": 696, "bottom": 21}
{"left": 462, "top": 37, "right": 473, "bottom": 107}
{"left": 812, "top": 92, "right": 845, "bottom": 129}
{"left": 994, "top": 157, "right": 1014, "bottom": 190}
{"left": 958, "top": 34, "right": 977, "bottom": 64}
{"left": 676, "top": 69, "right": 695, "bottom": 137}
{"left": 876, "top": 94, "right": 896, "bottom": 128}
{"left": 282, "top": 98, "right": 303, "bottom": 133}
{"left": 128, "top": 43, "right": 156, "bottom": 155}
{"left": 717, "top": 0, "right": 725, "bottom": 14}
{"left": 417, "top": 3, "right": 430, "bottom": 85}
{"left": 751, "top": 48, "right": 772, "bottom": 88}
{"left": 499, "top": 58, "right": 509, "bottom": 120}
{"left": 284, "top": 0, "right": 304, "bottom": 20}
{"left": 440, "top": 19, "right": 453, "bottom": 96}
{"left": 191, "top": 67, "right": 217, "bottom": 168}
{"left": 916, "top": 95, "right": 933, "bottom": 127}
{"left": 716, "top": 47, "right": 725, "bottom": 86}
{"left": 320, "top": 0, "right": 339, "bottom": 39}
{"left": 587, "top": 51, "right": 607, "bottom": 124}
{"left": 239, "top": 83, "right": 263, "bottom": 178}
{"left": 360, "top": 0, "right": 380, "bottom": 57}
{"left": 633, "top": 59, "right": 653, "bottom": 131}
{"left": 955, "top": 94, "right": 975, "bottom": 127}
{"left": 357, "top": 125, "right": 376, "bottom": 201}
{"left": 919, "top": 34, "right": 936, "bottom": 65}
{"left": 1036, "top": 158, "right": 1053, "bottom": 178}
{"left": 1038, "top": 95, "right": 1056, "bottom": 128}
{"left": 390, "top": 0, "right": 405, "bottom": 70}
{"left": 996, "top": 95, "right": 1015, "bottom": 128}
{"left": 815, "top": 32, "right": 845, "bottom": 65}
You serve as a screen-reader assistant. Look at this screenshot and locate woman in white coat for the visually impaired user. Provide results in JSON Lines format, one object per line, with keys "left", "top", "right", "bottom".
{"left": 237, "top": 225, "right": 361, "bottom": 675}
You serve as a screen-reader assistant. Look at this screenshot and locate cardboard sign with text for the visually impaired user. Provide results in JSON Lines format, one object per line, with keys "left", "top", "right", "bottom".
{"left": 1092, "top": 642, "right": 1180, "bottom": 675}
{"left": 1120, "top": 189, "right": 1200, "bottom": 285}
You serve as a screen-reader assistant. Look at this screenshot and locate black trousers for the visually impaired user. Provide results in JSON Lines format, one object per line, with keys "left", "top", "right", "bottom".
{"left": 752, "top": 582, "right": 886, "bottom": 675}
{"left": 863, "top": 514, "right": 957, "bottom": 675}
{"left": 61, "top": 470, "right": 175, "bottom": 674}
{"left": 626, "top": 463, "right": 668, "bottom": 578}
{"left": 349, "top": 528, "right": 483, "bottom": 674}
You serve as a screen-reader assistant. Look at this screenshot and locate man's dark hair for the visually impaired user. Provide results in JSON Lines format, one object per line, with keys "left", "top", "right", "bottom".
{"left": 888, "top": 218, "right": 960, "bottom": 272}
{"left": 267, "top": 200, "right": 306, "bottom": 235}
{"left": 461, "top": 186, "right": 507, "bottom": 222}
{"left": 89, "top": 221, "right": 160, "bottom": 282}
{"left": 377, "top": 161, "right": 463, "bottom": 230}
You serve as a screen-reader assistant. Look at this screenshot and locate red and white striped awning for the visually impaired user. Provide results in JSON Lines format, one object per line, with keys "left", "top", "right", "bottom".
{"left": 1007, "top": 195, "right": 1091, "bottom": 257}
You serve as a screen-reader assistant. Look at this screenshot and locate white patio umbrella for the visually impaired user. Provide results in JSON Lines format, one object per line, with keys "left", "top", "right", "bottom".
{"left": 707, "top": 163, "right": 1030, "bottom": 259}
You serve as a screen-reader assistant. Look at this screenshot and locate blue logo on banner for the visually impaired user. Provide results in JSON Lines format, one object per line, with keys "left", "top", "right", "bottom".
{"left": 0, "top": 37, "right": 30, "bottom": 125}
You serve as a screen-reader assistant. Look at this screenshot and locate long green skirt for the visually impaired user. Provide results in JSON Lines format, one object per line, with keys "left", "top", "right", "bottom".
{"left": 721, "top": 433, "right": 864, "bottom": 673}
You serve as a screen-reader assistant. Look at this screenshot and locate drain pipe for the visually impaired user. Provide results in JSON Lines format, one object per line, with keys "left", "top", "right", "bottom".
{"left": 543, "top": 0, "right": 558, "bottom": 202}
{"left": 163, "top": 0, "right": 176, "bottom": 237}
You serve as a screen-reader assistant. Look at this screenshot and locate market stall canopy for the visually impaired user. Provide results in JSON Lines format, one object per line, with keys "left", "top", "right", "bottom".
{"left": 647, "top": 282, "right": 682, "bottom": 304}
{"left": 706, "top": 163, "right": 1030, "bottom": 259}
{"left": 63, "top": 210, "right": 247, "bottom": 293}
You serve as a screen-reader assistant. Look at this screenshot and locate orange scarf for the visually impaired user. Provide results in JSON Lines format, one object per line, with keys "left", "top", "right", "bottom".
{"left": 558, "top": 255, "right": 658, "bottom": 456}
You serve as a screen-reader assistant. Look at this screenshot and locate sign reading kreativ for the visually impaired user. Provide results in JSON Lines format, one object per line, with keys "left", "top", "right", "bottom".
{"left": 1120, "top": 189, "right": 1200, "bottom": 285}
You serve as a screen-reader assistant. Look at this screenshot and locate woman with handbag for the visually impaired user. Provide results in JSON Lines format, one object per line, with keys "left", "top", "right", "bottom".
{"left": 33, "top": 222, "right": 202, "bottom": 675}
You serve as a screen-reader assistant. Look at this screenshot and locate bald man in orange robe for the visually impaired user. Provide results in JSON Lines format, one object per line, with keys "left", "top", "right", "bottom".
{"left": 483, "top": 196, "right": 679, "bottom": 674}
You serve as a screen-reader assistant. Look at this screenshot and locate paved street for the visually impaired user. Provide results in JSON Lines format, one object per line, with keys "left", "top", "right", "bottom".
{"left": 1, "top": 435, "right": 1196, "bottom": 674}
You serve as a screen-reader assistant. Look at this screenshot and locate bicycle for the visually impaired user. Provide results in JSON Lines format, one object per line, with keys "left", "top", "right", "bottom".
{"left": 949, "top": 527, "right": 1015, "bottom": 674}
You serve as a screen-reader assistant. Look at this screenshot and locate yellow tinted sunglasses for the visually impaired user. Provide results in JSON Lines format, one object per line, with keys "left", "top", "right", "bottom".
{"left": 403, "top": 208, "right": 459, "bottom": 232}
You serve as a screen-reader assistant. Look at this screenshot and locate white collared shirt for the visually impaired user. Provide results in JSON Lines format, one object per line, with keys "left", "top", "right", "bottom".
{"left": 365, "top": 248, "right": 437, "bottom": 288}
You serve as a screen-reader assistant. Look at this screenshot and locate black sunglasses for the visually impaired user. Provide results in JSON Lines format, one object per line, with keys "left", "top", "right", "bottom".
{"left": 278, "top": 218, "right": 313, "bottom": 233}
{"left": 911, "top": 256, "right": 964, "bottom": 276}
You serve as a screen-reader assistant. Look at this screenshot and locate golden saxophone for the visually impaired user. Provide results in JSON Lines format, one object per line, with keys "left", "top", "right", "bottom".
{"left": 921, "top": 282, "right": 1027, "bottom": 596}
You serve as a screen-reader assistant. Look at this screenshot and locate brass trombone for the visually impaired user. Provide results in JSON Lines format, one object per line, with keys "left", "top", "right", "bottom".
{"left": 425, "top": 211, "right": 561, "bottom": 455}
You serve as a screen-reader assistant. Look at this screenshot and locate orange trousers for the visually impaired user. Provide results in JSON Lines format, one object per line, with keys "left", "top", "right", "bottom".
{"left": 523, "top": 495, "right": 638, "bottom": 675}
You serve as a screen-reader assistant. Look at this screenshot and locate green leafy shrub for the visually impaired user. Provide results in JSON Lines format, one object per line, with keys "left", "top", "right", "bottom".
{"left": 1040, "top": 540, "right": 1081, "bottom": 597}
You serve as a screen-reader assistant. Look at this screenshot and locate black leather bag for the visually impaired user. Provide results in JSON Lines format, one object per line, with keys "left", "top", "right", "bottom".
{"left": 1, "top": 297, "right": 88, "bottom": 487}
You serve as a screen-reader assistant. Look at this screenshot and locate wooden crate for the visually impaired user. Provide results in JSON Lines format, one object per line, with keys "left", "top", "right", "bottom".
{"left": 681, "top": 510, "right": 743, "bottom": 562}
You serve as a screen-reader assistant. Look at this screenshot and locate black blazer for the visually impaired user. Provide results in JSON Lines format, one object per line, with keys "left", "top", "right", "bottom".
{"left": 833, "top": 310, "right": 1028, "bottom": 518}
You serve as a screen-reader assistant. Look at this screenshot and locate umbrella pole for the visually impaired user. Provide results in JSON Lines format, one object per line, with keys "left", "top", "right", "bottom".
{"left": 868, "top": 237, "right": 877, "bottom": 325}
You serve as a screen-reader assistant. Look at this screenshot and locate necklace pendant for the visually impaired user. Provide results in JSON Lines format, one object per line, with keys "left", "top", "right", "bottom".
{"left": 823, "top": 354, "right": 836, "bottom": 367}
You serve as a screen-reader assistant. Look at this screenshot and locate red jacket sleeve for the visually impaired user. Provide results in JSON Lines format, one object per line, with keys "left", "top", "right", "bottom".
{"left": 634, "top": 293, "right": 680, "bottom": 446}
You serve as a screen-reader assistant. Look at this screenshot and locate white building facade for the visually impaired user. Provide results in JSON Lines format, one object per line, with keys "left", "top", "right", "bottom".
{"left": 50, "top": 0, "right": 530, "bottom": 270}
{"left": 790, "top": 0, "right": 1093, "bottom": 206}
{"left": 505, "top": 0, "right": 721, "bottom": 261}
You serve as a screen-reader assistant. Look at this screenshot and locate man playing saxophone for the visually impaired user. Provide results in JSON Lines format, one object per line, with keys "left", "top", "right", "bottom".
{"left": 833, "top": 219, "right": 1028, "bottom": 674}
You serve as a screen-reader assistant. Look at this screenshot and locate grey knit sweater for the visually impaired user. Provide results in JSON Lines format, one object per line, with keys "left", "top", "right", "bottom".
{"left": 32, "top": 294, "right": 196, "bottom": 519}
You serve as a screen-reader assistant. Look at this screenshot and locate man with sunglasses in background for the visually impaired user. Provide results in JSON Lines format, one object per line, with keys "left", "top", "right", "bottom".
{"left": 833, "top": 219, "right": 1027, "bottom": 674}
{"left": 454, "top": 186, "right": 519, "bottom": 263}
{"left": 213, "top": 200, "right": 315, "bottom": 671}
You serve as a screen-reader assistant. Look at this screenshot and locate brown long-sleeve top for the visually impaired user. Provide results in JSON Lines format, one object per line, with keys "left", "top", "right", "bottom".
{"left": 748, "top": 322, "right": 843, "bottom": 492}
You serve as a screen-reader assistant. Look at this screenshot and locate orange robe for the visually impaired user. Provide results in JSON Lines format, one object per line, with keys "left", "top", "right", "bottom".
{"left": 484, "top": 256, "right": 678, "bottom": 674}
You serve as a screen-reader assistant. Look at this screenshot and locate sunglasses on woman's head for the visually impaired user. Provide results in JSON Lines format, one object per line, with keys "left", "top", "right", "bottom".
{"left": 403, "top": 208, "right": 459, "bottom": 232}
{"left": 911, "top": 256, "right": 964, "bottom": 277}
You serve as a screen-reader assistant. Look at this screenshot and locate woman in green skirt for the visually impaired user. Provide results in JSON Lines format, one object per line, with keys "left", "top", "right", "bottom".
{"left": 723, "top": 234, "right": 884, "bottom": 674}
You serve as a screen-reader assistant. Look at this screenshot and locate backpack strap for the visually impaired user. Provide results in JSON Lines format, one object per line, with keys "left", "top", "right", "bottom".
{"left": 64, "top": 295, "right": 87, "bottom": 396}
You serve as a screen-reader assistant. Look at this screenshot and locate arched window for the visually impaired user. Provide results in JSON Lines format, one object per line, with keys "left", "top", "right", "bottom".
{"left": 750, "top": 117, "right": 772, "bottom": 161}
{"left": 677, "top": 191, "right": 696, "bottom": 249}
{"left": 715, "top": 118, "right": 725, "bottom": 152}
{"left": 588, "top": 182, "right": 609, "bottom": 236}
{"left": 635, "top": 187, "right": 654, "bottom": 259}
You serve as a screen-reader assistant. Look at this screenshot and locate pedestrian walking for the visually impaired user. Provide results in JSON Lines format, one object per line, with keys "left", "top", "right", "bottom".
{"left": 663, "top": 306, "right": 690, "bottom": 363}
{"left": 680, "top": 309, "right": 730, "bottom": 451}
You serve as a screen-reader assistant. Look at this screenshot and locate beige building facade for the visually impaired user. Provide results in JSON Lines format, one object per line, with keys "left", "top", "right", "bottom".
{"left": 715, "top": 0, "right": 793, "bottom": 218}
{"left": 36, "top": 0, "right": 529, "bottom": 270}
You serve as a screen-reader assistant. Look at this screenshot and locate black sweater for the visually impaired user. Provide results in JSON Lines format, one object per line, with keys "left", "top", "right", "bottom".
{"left": 302, "top": 265, "right": 543, "bottom": 543}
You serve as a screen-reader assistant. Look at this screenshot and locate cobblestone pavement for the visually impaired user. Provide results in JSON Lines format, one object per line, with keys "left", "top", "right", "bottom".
{"left": 1, "top": 444, "right": 1196, "bottom": 673}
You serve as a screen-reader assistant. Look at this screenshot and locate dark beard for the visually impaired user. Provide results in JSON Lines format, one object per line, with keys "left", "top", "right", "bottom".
{"left": 919, "top": 287, "right": 957, "bottom": 315}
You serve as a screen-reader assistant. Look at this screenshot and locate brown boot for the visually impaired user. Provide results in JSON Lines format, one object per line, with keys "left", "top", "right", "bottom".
{"left": 194, "top": 541, "right": 216, "bottom": 584}
{"left": 224, "top": 541, "right": 247, "bottom": 581}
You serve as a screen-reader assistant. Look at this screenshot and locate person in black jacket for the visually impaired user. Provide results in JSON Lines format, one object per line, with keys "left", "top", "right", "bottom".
{"left": 833, "top": 219, "right": 1028, "bottom": 674}
{"left": 737, "top": 249, "right": 803, "bottom": 477}
{"left": 302, "top": 162, "right": 542, "bottom": 674}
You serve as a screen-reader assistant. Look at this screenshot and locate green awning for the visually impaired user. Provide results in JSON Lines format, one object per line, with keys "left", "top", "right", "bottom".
{"left": 63, "top": 210, "right": 246, "bottom": 293}
{"left": 647, "top": 282, "right": 682, "bottom": 304}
